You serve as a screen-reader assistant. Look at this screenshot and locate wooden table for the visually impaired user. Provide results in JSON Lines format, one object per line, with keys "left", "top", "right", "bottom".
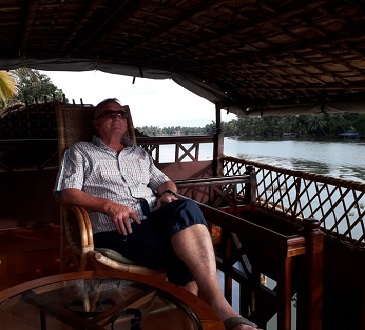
{"left": 0, "top": 271, "right": 224, "bottom": 330}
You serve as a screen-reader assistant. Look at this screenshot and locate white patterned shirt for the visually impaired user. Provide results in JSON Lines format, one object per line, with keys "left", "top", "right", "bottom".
{"left": 54, "top": 136, "right": 169, "bottom": 233}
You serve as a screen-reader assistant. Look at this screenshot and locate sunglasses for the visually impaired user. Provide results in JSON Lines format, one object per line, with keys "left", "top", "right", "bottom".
{"left": 95, "top": 110, "right": 129, "bottom": 120}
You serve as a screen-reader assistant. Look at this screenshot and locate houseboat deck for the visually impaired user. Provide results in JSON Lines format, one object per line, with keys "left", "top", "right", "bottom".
{"left": 1, "top": 106, "right": 364, "bottom": 329}
{"left": 2, "top": 2, "right": 365, "bottom": 328}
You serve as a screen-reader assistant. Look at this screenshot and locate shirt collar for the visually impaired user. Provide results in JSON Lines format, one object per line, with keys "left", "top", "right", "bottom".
{"left": 92, "top": 135, "right": 135, "bottom": 149}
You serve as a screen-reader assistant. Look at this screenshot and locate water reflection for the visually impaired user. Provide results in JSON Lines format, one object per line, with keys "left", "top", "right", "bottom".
{"left": 226, "top": 137, "right": 365, "bottom": 183}
{"left": 290, "top": 159, "right": 331, "bottom": 175}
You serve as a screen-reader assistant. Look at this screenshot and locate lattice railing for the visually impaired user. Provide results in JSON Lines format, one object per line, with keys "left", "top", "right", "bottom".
{"left": 223, "top": 155, "right": 365, "bottom": 248}
{"left": 137, "top": 136, "right": 213, "bottom": 163}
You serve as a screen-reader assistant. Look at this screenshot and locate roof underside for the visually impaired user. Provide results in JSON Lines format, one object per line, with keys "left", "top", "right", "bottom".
{"left": 1, "top": 0, "right": 365, "bottom": 117}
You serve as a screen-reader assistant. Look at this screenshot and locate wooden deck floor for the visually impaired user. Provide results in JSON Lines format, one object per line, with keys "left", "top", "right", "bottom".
{"left": 0, "top": 224, "right": 68, "bottom": 291}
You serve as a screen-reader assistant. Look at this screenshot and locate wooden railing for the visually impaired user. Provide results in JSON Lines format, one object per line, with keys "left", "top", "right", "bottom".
{"left": 174, "top": 177, "right": 323, "bottom": 330}
{"left": 137, "top": 135, "right": 213, "bottom": 162}
{"left": 137, "top": 136, "right": 215, "bottom": 181}
{"left": 0, "top": 138, "right": 58, "bottom": 171}
{"left": 222, "top": 155, "right": 365, "bottom": 249}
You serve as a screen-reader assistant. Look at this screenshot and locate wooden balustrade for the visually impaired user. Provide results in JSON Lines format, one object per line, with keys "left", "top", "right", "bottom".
{"left": 222, "top": 155, "right": 365, "bottom": 329}
{"left": 174, "top": 176, "right": 323, "bottom": 330}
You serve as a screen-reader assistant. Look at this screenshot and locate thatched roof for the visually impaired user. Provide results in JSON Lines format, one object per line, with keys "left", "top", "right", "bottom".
{"left": 1, "top": 1, "right": 365, "bottom": 117}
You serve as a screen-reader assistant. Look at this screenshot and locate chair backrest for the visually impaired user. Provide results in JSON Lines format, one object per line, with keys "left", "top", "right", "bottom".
{"left": 55, "top": 103, "right": 139, "bottom": 272}
{"left": 55, "top": 104, "right": 136, "bottom": 159}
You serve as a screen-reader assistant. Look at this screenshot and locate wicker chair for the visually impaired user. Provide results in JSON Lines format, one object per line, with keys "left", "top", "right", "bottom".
{"left": 55, "top": 103, "right": 164, "bottom": 277}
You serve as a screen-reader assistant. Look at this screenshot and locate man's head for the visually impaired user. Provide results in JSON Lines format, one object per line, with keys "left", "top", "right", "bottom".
{"left": 93, "top": 98, "right": 129, "bottom": 141}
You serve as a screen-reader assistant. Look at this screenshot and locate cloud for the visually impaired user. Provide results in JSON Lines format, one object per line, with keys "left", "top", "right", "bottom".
{"left": 41, "top": 70, "right": 236, "bottom": 127}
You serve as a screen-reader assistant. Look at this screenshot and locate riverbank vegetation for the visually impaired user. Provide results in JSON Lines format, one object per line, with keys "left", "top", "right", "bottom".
{"left": 137, "top": 113, "right": 365, "bottom": 138}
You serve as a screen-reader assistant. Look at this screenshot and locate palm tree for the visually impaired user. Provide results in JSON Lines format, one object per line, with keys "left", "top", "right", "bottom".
{"left": 327, "top": 113, "right": 349, "bottom": 134}
{"left": 306, "top": 114, "right": 328, "bottom": 136}
{"left": 0, "top": 68, "right": 42, "bottom": 112}
{"left": 0, "top": 71, "right": 17, "bottom": 107}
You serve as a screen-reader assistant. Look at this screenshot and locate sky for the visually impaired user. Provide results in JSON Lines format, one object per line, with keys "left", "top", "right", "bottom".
{"left": 41, "top": 70, "right": 237, "bottom": 128}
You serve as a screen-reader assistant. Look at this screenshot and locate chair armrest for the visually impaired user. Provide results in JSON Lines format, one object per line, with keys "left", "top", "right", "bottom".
{"left": 60, "top": 204, "right": 167, "bottom": 276}
{"left": 61, "top": 204, "right": 94, "bottom": 259}
{"left": 87, "top": 251, "right": 166, "bottom": 277}
{"left": 64, "top": 204, "right": 94, "bottom": 244}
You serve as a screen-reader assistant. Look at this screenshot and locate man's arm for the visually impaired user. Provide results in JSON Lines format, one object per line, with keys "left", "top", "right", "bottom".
{"left": 156, "top": 180, "right": 179, "bottom": 208}
{"left": 60, "top": 188, "right": 140, "bottom": 235}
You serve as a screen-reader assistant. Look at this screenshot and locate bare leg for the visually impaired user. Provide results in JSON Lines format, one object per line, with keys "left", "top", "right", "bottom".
{"left": 171, "top": 224, "right": 257, "bottom": 330}
{"left": 184, "top": 281, "right": 198, "bottom": 295}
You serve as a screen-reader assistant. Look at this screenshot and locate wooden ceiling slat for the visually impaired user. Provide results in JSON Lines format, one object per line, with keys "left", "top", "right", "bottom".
{"left": 2, "top": 0, "right": 365, "bottom": 113}
{"left": 20, "top": 0, "right": 39, "bottom": 49}
{"left": 68, "top": 0, "right": 142, "bottom": 54}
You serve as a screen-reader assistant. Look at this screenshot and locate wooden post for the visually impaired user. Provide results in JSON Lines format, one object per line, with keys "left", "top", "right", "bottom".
{"left": 297, "top": 218, "right": 323, "bottom": 330}
{"left": 276, "top": 256, "right": 293, "bottom": 330}
{"left": 222, "top": 229, "right": 233, "bottom": 305}
{"left": 244, "top": 165, "right": 255, "bottom": 205}
{"left": 213, "top": 103, "right": 224, "bottom": 176}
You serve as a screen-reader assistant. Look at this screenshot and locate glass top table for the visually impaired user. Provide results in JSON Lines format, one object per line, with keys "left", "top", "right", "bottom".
{"left": 0, "top": 271, "right": 224, "bottom": 330}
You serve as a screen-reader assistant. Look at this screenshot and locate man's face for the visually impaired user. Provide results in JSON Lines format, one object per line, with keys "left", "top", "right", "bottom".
{"left": 93, "top": 101, "right": 128, "bottom": 140}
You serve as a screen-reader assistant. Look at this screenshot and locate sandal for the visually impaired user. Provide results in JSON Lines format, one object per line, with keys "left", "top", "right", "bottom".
{"left": 224, "top": 316, "right": 257, "bottom": 329}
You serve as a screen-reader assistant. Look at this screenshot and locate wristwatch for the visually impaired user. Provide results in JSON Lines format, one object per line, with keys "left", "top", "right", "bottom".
{"left": 161, "top": 189, "right": 178, "bottom": 197}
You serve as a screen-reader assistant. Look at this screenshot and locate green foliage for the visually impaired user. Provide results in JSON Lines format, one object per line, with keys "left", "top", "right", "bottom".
{"left": 9, "top": 69, "right": 66, "bottom": 104}
{"left": 136, "top": 124, "right": 213, "bottom": 136}
{"left": 137, "top": 113, "right": 365, "bottom": 137}
{"left": 221, "top": 113, "right": 365, "bottom": 138}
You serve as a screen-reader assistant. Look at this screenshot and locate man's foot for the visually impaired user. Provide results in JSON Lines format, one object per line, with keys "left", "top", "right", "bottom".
{"left": 224, "top": 316, "right": 258, "bottom": 330}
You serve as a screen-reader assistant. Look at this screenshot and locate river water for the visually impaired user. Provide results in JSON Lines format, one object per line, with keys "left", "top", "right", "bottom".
{"left": 223, "top": 136, "right": 365, "bottom": 183}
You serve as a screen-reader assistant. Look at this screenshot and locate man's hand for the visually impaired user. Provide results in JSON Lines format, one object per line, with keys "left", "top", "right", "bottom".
{"left": 106, "top": 203, "right": 141, "bottom": 235}
{"left": 157, "top": 191, "right": 178, "bottom": 208}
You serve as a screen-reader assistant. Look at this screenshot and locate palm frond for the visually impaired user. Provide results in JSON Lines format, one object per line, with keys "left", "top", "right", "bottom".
{"left": 0, "top": 71, "right": 17, "bottom": 103}
{"left": 12, "top": 68, "right": 41, "bottom": 82}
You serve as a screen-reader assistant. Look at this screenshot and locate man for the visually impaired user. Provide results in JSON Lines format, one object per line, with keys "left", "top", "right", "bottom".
{"left": 55, "top": 98, "right": 259, "bottom": 330}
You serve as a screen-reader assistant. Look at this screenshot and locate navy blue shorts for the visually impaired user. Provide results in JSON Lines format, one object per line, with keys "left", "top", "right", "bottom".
{"left": 94, "top": 199, "right": 207, "bottom": 286}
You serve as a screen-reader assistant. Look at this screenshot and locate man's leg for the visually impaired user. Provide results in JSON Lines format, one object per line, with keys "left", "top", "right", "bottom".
{"left": 171, "top": 224, "right": 257, "bottom": 330}
{"left": 152, "top": 199, "right": 258, "bottom": 329}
